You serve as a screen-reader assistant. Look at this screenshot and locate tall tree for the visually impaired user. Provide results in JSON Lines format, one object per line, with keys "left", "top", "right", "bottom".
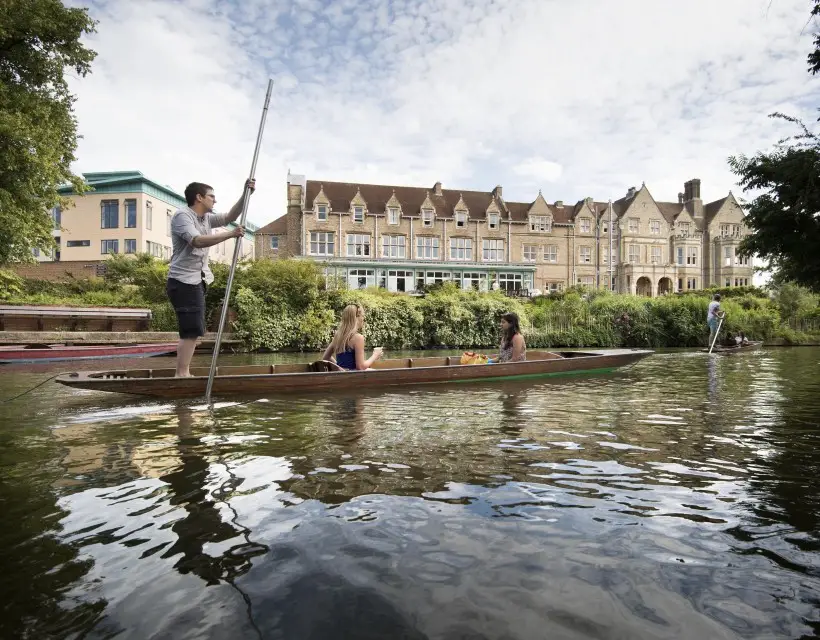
{"left": 729, "top": 2, "right": 820, "bottom": 291}
{"left": 0, "top": 0, "right": 96, "bottom": 264}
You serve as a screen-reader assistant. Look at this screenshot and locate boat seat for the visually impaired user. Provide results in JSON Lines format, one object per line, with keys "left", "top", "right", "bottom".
{"left": 309, "top": 359, "right": 344, "bottom": 373}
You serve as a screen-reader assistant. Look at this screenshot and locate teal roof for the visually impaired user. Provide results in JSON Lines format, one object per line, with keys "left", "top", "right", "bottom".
{"left": 59, "top": 171, "right": 258, "bottom": 233}
{"left": 59, "top": 171, "right": 186, "bottom": 208}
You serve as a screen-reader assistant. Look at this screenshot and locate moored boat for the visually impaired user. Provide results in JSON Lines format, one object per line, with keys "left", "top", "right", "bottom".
{"left": 0, "top": 342, "right": 178, "bottom": 364}
{"left": 702, "top": 341, "right": 763, "bottom": 354}
{"left": 55, "top": 348, "right": 653, "bottom": 398}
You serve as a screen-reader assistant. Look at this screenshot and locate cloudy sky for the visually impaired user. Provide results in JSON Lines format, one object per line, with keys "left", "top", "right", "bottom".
{"left": 67, "top": 0, "right": 818, "bottom": 226}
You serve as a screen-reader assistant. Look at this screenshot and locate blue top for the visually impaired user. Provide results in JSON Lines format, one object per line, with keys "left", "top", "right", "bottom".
{"left": 335, "top": 346, "right": 357, "bottom": 370}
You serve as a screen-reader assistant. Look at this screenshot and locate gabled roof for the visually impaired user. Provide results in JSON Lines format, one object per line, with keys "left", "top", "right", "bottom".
{"left": 704, "top": 196, "right": 729, "bottom": 222}
{"left": 257, "top": 215, "right": 287, "bottom": 235}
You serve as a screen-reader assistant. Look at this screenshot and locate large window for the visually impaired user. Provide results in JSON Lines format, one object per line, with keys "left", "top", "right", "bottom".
{"left": 579, "top": 218, "right": 591, "bottom": 233}
{"left": 387, "top": 270, "right": 413, "bottom": 292}
{"left": 679, "top": 222, "right": 690, "bottom": 235}
{"left": 450, "top": 237, "right": 472, "bottom": 261}
{"left": 382, "top": 235, "right": 406, "bottom": 258}
{"left": 424, "top": 271, "right": 451, "bottom": 285}
{"left": 498, "top": 273, "right": 523, "bottom": 291}
{"left": 416, "top": 236, "right": 440, "bottom": 259}
{"left": 579, "top": 246, "right": 592, "bottom": 263}
{"left": 724, "top": 246, "right": 732, "bottom": 266}
{"left": 651, "top": 246, "right": 662, "bottom": 263}
{"left": 544, "top": 245, "right": 558, "bottom": 262}
{"left": 353, "top": 206, "right": 364, "bottom": 223}
{"left": 101, "top": 239, "right": 119, "bottom": 254}
{"left": 687, "top": 246, "right": 698, "bottom": 265}
{"left": 628, "top": 244, "right": 639, "bottom": 263}
{"left": 530, "top": 216, "right": 551, "bottom": 232}
{"left": 51, "top": 206, "right": 62, "bottom": 229}
{"left": 346, "top": 233, "right": 371, "bottom": 257}
{"left": 677, "top": 246, "right": 684, "bottom": 265}
{"left": 101, "top": 200, "right": 119, "bottom": 229}
{"left": 628, "top": 218, "right": 639, "bottom": 233}
{"left": 462, "top": 272, "right": 484, "bottom": 290}
{"left": 146, "top": 241, "right": 164, "bottom": 257}
{"left": 125, "top": 199, "right": 137, "bottom": 228}
{"left": 125, "top": 239, "right": 137, "bottom": 254}
{"left": 687, "top": 277, "right": 697, "bottom": 290}
{"left": 650, "top": 219, "right": 661, "bottom": 235}
{"left": 522, "top": 245, "right": 537, "bottom": 262}
{"left": 348, "top": 269, "right": 374, "bottom": 289}
{"left": 310, "top": 231, "right": 334, "bottom": 256}
{"left": 482, "top": 239, "right": 504, "bottom": 262}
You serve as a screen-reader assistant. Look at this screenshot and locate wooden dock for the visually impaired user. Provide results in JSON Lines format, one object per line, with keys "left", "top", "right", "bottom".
{"left": 0, "top": 331, "right": 241, "bottom": 352}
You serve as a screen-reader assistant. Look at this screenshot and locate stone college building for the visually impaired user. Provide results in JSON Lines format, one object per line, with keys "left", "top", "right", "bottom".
{"left": 255, "top": 175, "right": 753, "bottom": 296}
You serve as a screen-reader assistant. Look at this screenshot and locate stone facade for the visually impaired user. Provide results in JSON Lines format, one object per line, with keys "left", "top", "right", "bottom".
{"left": 254, "top": 175, "right": 753, "bottom": 295}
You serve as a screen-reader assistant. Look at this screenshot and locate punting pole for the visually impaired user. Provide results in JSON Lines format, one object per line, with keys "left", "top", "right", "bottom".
{"left": 708, "top": 315, "right": 724, "bottom": 354}
{"left": 205, "top": 79, "right": 274, "bottom": 403}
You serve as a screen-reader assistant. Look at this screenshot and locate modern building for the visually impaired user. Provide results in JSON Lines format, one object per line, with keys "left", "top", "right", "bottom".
{"left": 254, "top": 174, "right": 753, "bottom": 295}
{"left": 38, "top": 171, "right": 256, "bottom": 263}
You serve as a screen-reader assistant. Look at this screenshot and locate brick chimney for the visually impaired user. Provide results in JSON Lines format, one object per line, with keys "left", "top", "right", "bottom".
{"left": 492, "top": 185, "right": 503, "bottom": 199}
{"left": 678, "top": 192, "right": 685, "bottom": 204}
{"left": 683, "top": 178, "right": 703, "bottom": 218}
{"left": 433, "top": 181, "right": 443, "bottom": 196}
{"left": 554, "top": 200, "right": 563, "bottom": 207}
{"left": 626, "top": 186, "right": 637, "bottom": 199}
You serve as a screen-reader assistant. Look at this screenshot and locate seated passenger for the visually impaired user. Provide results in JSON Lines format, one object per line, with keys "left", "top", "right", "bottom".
{"left": 492, "top": 312, "right": 527, "bottom": 363}
{"left": 322, "top": 304, "right": 383, "bottom": 371}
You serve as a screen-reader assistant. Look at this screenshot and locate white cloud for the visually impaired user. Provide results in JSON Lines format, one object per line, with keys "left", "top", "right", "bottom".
{"left": 66, "top": 0, "right": 819, "bottom": 225}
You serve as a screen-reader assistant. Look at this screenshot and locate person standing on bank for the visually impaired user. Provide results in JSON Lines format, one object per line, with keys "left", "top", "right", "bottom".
{"left": 167, "top": 179, "right": 255, "bottom": 377}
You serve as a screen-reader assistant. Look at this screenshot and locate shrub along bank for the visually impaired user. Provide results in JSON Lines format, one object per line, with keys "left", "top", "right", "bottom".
{"left": 1, "top": 257, "right": 818, "bottom": 349}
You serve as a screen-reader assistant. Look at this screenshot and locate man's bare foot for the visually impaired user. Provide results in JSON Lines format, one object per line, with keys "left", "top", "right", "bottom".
{"left": 175, "top": 372, "right": 193, "bottom": 378}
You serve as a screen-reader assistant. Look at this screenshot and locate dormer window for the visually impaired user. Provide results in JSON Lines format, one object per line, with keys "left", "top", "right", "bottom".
{"left": 353, "top": 206, "right": 364, "bottom": 223}
{"left": 579, "top": 218, "right": 591, "bottom": 233}
{"left": 680, "top": 222, "right": 690, "bottom": 235}
{"left": 388, "top": 207, "right": 399, "bottom": 225}
{"left": 530, "top": 216, "right": 551, "bottom": 233}
{"left": 422, "top": 209, "right": 434, "bottom": 228}
{"left": 316, "top": 205, "right": 328, "bottom": 221}
{"left": 455, "top": 211, "right": 467, "bottom": 227}
{"left": 488, "top": 213, "right": 499, "bottom": 230}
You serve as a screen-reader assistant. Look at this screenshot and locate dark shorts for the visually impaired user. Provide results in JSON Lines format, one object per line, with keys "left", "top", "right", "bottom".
{"left": 166, "top": 278, "right": 206, "bottom": 339}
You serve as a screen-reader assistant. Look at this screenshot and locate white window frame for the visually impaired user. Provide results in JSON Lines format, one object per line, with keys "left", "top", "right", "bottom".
{"left": 687, "top": 246, "right": 698, "bottom": 265}
{"left": 651, "top": 246, "right": 661, "bottom": 263}
{"left": 628, "top": 218, "right": 639, "bottom": 233}
{"left": 676, "top": 246, "right": 684, "bottom": 265}
{"left": 416, "top": 236, "right": 440, "bottom": 259}
{"left": 628, "top": 244, "right": 639, "bottom": 263}
{"left": 544, "top": 245, "right": 558, "bottom": 262}
{"left": 352, "top": 206, "right": 364, "bottom": 223}
{"left": 382, "top": 235, "right": 406, "bottom": 258}
{"left": 421, "top": 209, "right": 434, "bottom": 228}
{"left": 346, "top": 233, "right": 371, "bottom": 257}
{"left": 310, "top": 231, "right": 335, "bottom": 256}
{"left": 488, "top": 213, "right": 499, "bottom": 230}
{"left": 455, "top": 211, "right": 467, "bottom": 228}
{"left": 650, "top": 219, "right": 661, "bottom": 235}
{"left": 449, "top": 237, "right": 472, "bottom": 261}
{"left": 579, "top": 246, "right": 592, "bottom": 263}
{"left": 522, "top": 244, "right": 537, "bottom": 262}
{"left": 579, "top": 218, "right": 591, "bottom": 233}
{"left": 316, "top": 204, "right": 328, "bottom": 221}
{"left": 679, "top": 222, "right": 690, "bottom": 235}
{"left": 482, "top": 239, "right": 504, "bottom": 262}
{"left": 387, "top": 207, "right": 399, "bottom": 225}
{"left": 530, "top": 216, "right": 551, "bottom": 233}
{"left": 270, "top": 236, "right": 279, "bottom": 251}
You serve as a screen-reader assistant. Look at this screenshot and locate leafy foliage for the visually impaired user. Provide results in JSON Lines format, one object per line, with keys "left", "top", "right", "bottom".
{"left": 0, "top": 0, "right": 98, "bottom": 263}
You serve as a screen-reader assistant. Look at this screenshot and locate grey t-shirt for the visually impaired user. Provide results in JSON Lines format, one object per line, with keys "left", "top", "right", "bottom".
{"left": 168, "top": 207, "right": 230, "bottom": 285}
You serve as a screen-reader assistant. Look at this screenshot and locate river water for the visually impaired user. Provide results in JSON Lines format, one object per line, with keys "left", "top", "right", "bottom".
{"left": 1, "top": 347, "right": 819, "bottom": 639}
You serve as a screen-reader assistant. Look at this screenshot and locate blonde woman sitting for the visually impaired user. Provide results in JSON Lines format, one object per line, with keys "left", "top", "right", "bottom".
{"left": 322, "top": 304, "right": 384, "bottom": 370}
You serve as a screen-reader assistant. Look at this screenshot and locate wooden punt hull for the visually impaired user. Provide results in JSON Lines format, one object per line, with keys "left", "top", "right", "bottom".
{"left": 55, "top": 349, "right": 653, "bottom": 398}
{"left": 702, "top": 341, "right": 763, "bottom": 354}
{"left": 0, "top": 342, "right": 177, "bottom": 364}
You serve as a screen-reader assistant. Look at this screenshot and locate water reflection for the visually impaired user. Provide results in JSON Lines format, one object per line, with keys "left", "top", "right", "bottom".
{"left": 1, "top": 348, "right": 820, "bottom": 638}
